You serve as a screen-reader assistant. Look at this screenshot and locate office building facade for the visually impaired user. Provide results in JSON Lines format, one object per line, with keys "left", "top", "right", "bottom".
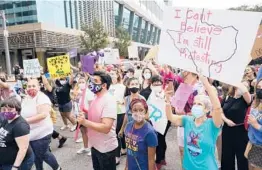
{"left": 0, "top": 0, "right": 166, "bottom": 69}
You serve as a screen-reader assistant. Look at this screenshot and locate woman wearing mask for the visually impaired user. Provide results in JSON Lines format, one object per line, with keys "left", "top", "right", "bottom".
{"left": 0, "top": 97, "right": 34, "bottom": 170}
{"left": 41, "top": 75, "right": 67, "bottom": 149}
{"left": 246, "top": 79, "right": 262, "bottom": 170}
{"left": 148, "top": 75, "right": 171, "bottom": 169}
{"left": 221, "top": 83, "right": 251, "bottom": 170}
{"left": 55, "top": 76, "right": 77, "bottom": 131}
{"left": 21, "top": 79, "right": 61, "bottom": 170}
{"left": 119, "top": 78, "right": 145, "bottom": 139}
{"left": 140, "top": 68, "right": 153, "bottom": 101}
{"left": 124, "top": 99, "right": 158, "bottom": 170}
{"left": 71, "top": 76, "right": 94, "bottom": 155}
{"left": 108, "top": 69, "right": 127, "bottom": 165}
{"left": 166, "top": 74, "right": 223, "bottom": 170}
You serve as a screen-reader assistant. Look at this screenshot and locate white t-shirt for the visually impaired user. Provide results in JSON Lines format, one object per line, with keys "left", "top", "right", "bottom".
{"left": 109, "top": 84, "right": 126, "bottom": 114}
{"left": 21, "top": 92, "right": 53, "bottom": 141}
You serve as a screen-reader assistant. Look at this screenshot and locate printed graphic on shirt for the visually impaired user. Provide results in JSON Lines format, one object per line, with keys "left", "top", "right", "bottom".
{"left": 125, "top": 132, "right": 139, "bottom": 157}
{"left": 187, "top": 131, "right": 202, "bottom": 157}
{"left": 0, "top": 127, "right": 8, "bottom": 147}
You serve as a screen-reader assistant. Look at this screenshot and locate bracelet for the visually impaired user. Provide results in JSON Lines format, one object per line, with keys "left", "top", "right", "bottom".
{"left": 259, "top": 125, "right": 262, "bottom": 132}
{"left": 12, "top": 165, "right": 19, "bottom": 169}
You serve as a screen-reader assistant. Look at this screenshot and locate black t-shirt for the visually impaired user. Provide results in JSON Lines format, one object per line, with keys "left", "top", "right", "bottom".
{"left": 0, "top": 116, "right": 32, "bottom": 165}
{"left": 222, "top": 96, "right": 249, "bottom": 125}
{"left": 55, "top": 82, "right": 71, "bottom": 105}
{"left": 140, "top": 85, "right": 152, "bottom": 101}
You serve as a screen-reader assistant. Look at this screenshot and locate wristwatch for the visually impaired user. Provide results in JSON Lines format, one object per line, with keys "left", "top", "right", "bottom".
{"left": 12, "top": 165, "right": 19, "bottom": 169}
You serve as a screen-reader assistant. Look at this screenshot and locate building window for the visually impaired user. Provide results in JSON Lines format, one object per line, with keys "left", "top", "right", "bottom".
{"left": 113, "top": 2, "right": 119, "bottom": 27}
{"left": 146, "top": 23, "right": 151, "bottom": 44}
{"left": 132, "top": 14, "right": 139, "bottom": 41}
{"left": 122, "top": 7, "right": 130, "bottom": 31}
{"left": 140, "top": 19, "right": 146, "bottom": 43}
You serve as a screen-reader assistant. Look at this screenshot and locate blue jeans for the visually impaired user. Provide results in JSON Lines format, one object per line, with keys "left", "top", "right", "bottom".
{"left": 30, "top": 134, "right": 59, "bottom": 170}
{"left": 0, "top": 153, "right": 34, "bottom": 170}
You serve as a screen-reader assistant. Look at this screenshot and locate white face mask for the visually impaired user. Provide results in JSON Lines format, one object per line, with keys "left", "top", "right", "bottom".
{"left": 78, "top": 83, "right": 86, "bottom": 90}
{"left": 144, "top": 73, "right": 151, "bottom": 80}
{"left": 151, "top": 86, "right": 162, "bottom": 94}
{"left": 60, "top": 80, "right": 66, "bottom": 85}
{"left": 132, "top": 112, "right": 145, "bottom": 122}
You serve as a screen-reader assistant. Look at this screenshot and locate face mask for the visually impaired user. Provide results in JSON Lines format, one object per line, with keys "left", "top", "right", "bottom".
{"left": 27, "top": 89, "right": 38, "bottom": 98}
{"left": 151, "top": 86, "right": 162, "bottom": 93}
{"left": 191, "top": 105, "right": 205, "bottom": 119}
{"left": 78, "top": 83, "right": 86, "bottom": 90}
{"left": 0, "top": 78, "right": 6, "bottom": 82}
{"left": 1, "top": 112, "right": 17, "bottom": 120}
{"left": 129, "top": 87, "right": 139, "bottom": 93}
{"left": 132, "top": 112, "right": 145, "bottom": 122}
{"left": 256, "top": 89, "right": 262, "bottom": 99}
{"left": 88, "top": 81, "right": 102, "bottom": 94}
{"left": 144, "top": 73, "right": 151, "bottom": 80}
{"left": 60, "top": 80, "right": 67, "bottom": 85}
{"left": 127, "top": 73, "right": 133, "bottom": 78}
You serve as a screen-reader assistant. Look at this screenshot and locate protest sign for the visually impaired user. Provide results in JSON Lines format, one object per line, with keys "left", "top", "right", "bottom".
{"left": 158, "top": 7, "right": 261, "bottom": 85}
{"left": 47, "top": 55, "right": 70, "bottom": 79}
{"left": 171, "top": 83, "right": 193, "bottom": 112}
{"left": 104, "top": 48, "right": 120, "bottom": 64}
{"left": 128, "top": 45, "right": 139, "bottom": 59}
{"left": 23, "top": 59, "right": 41, "bottom": 78}
{"left": 251, "top": 25, "right": 262, "bottom": 59}
{"left": 68, "top": 48, "right": 77, "bottom": 58}
{"left": 148, "top": 92, "right": 168, "bottom": 135}
{"left": 81, "top": 55, "right": 95, "bottom": 74}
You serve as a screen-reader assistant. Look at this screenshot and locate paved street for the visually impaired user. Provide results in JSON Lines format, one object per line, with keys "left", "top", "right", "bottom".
{"left": 42, "top": 114, "right": 182, "bottom": 170}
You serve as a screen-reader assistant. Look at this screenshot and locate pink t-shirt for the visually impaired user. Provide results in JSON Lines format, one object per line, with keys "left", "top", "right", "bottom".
{"left": 87, "top": 92, "right": 118, "bottom": 153}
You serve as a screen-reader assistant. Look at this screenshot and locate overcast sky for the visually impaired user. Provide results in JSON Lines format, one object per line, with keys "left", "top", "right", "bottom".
{"left": 173, "top": 0, "right": 262, "bottom": 9}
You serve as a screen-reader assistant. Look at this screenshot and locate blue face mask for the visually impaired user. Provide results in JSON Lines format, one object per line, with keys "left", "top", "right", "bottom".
{"left": 191, "top": 105, "right": 205, "bottom": 119}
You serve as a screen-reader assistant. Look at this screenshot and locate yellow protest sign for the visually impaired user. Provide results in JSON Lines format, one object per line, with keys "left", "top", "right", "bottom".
{"left": 47, "top": 55, "right": 71, "bottom": 79}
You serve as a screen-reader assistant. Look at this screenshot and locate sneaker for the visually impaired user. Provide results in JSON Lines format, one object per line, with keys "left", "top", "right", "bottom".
{"left": 75, "top": 138, "right": 83, "bottom": 143}
{"left": 160, "top": 160, "right": 167, "bottom": 166}
{"left": 60, "top": 125, "right": 70, "bottom": 130}
{"left": 77, "top": 148, "right": 91, "bottom": 154}
{"left": 70, "top": 124, "right": 77, "bottom": 132}
{"left": 58, "top": 137, "right": 67, "bottom": 148}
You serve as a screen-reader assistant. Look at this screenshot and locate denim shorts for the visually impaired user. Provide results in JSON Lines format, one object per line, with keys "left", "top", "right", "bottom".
{"left": 58, "top": 101, "right": 72, "bottom": 113}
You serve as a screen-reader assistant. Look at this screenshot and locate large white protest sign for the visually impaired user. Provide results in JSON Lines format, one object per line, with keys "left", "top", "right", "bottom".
{"left": 148, "top": 92, "right": 168, "bottom": 135}
{"left": 23, "top": 59, "right": 41, "bottom": 78}
{"left": 128, "top": 45, "right": 139, "bottom": 59}
{"left": 104, "top": 48, "right": 120, "bottom": 64}
{"left": 158, "top": 7, "right": 261, "bottom": 85}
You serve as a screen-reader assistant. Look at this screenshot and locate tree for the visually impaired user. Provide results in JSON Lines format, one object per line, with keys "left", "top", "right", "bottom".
{"left": 229, "top": 4, "right": 262, "bottom": 12}
{"left": 80, "top": 20, "right": 109, "bottom": 53}
{"left": 113, "top": 26, "right": 131, "bottom": 57}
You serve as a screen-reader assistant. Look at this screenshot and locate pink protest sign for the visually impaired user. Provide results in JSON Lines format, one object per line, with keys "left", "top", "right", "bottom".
{"left": 171, "top": 83, "right": 193, "bottom": 112}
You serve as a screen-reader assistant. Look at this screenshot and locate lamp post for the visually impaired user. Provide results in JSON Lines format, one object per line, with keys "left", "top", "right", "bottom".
{"left": 0, "top": 10, "right": 11, "bottom": 76}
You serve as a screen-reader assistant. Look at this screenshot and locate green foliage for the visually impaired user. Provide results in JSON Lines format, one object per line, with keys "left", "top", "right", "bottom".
{"left": 80, "top": 20, "right": 109, "bottom": 52}
{"left": 114, "top": 27, "right": 131, "bottom": 57}
{"left": 229, "top": 4, "right": 262, "bottom": 12}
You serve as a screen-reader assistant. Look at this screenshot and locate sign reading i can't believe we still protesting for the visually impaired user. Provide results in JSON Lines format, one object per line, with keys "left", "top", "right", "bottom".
{"left": 158, "top": 7, "right": 261, "bottom": 86}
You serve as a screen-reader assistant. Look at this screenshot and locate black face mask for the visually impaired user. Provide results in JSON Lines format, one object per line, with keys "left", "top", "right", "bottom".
{"left": 129, "top": 87, "right": 139, "bottom": 93}
{"left": 256, "top": 89, "right": 262, "bottom": 99}
{"left": 0, "top": 78, "right": 6, "bottom": 82}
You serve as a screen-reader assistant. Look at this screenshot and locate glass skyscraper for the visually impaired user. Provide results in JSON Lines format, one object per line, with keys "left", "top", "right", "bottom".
{"left": 0, "top": 0, "right": 164, "bottom": 46}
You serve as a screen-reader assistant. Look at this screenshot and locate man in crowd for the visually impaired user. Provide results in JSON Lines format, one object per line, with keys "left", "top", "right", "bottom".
{"left": 77, "top": 71, "right": 118, "bottom": 170}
